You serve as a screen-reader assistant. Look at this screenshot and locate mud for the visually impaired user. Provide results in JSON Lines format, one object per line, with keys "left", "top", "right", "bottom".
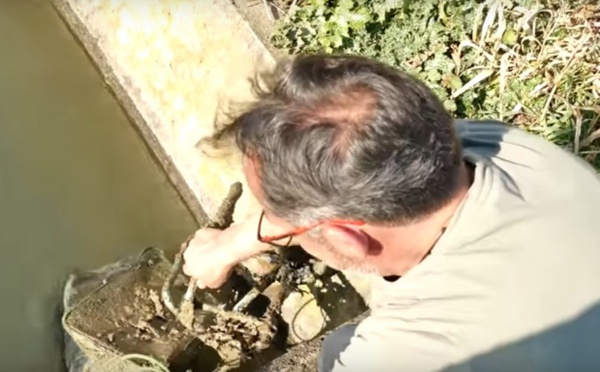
{"left": 64, "top": 242, "right": 369, "bottom": 372}
{"left": 63, "top": 248, "right": 201, "bottom": 369}
{"left": 63, "top": 182, "right": 368, "bottom": 372}
{"left": 259, "top": 311, "right": 370, "bottom": 372}
{"left": 63, "top": 246, "right": 260, "bottom": 371}
{"left": 63, "top": 247, "right": 281, "bottom": 371}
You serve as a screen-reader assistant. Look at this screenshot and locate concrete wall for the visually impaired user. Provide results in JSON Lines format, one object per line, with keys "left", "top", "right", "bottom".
{"left": 51, "top": 0, "right": 275, "bottom": 224}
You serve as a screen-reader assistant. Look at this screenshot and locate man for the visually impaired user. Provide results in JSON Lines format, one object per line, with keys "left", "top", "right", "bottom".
{"left": 182, "top": 54, "right": 600, "bottom": 371}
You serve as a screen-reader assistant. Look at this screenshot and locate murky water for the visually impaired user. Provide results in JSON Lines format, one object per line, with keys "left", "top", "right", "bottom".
{"left": 0, "top": 1, "right": 198, "bottom": 370}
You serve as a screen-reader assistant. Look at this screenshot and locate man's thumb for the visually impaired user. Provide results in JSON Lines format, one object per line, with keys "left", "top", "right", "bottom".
{"left": 194, "top": 279, "right": 206, "bottom": 289}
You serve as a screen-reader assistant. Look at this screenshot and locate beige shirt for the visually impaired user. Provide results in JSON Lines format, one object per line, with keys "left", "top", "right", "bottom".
{"left": 333, "top": 120, "right": 600, "bottom": 372}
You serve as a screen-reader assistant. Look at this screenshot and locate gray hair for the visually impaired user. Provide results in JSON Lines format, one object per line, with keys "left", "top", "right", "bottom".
{"left": 206, "top": 54, "right": 463, "bottom": 227}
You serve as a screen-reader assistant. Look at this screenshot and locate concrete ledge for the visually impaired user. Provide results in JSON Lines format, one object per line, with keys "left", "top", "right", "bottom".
{"left": 50, "top": 0, "right": 275, "bottom": 224}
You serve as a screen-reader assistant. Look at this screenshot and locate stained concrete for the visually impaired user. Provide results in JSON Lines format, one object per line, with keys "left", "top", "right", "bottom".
{"left": 51, "top": 0, "right": 275, "bottom": 224}
{"left": 0, "top": 1, "right": 198, "bottom": 370}
{"left": 231, "top": 0, "right": 284, "bottom": 57}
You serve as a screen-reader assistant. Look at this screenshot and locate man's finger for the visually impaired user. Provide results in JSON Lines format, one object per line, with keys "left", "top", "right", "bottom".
{"left": 194, "top": 279, "right": 206, "bottom": 290}
{"left": 182, "top": 263, "right": 197, "bottom": 278}
{"left": 183, "top": 242, "right": 205, "bottom": 261}
{"left": 182, "top": 263, "right": 212, "bottom": 288}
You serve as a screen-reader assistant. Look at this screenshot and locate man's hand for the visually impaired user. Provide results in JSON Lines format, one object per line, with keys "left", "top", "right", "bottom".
{"left": 182, "top": 213, "right": 272, "bottom": 289}
{"left": 182, "top": 227, "right": 238, "bottom": 289}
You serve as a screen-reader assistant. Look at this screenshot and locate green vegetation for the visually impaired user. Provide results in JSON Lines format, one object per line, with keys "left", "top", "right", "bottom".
{"left": 271, "top": 0, "right": 600, "bottom": 167}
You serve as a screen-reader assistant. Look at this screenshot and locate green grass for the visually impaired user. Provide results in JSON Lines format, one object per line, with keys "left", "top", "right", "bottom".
{"left": 271, "top": 0, "right": 600, "bottom": 168}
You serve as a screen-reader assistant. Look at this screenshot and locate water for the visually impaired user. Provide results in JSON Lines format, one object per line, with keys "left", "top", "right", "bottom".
{"left": 0, "top": 1, "right": 199, "bottom": 370}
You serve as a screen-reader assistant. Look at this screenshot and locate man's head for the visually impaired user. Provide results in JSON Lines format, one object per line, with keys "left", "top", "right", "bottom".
{"left": 211, "top": 54, "right": 464, "bottom": 275}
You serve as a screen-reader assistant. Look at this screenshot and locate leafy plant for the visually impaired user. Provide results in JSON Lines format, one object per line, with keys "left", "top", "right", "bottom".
{"left": 271, "top": 0, "right": 600, "bottom": 166}
{"left": 271, "top": 0, "right": 374, "bottom": 54}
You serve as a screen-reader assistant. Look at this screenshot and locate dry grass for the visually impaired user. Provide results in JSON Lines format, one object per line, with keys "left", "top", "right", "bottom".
{"left": 452, "top": 0, "right": 600, "bottom": 165}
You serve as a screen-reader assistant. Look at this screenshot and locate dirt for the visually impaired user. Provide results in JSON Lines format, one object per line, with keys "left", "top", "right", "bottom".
{"left": 63, "top": 248, "right": 211, "bottom": 370}
{"left": 179, "top": 300, "right": 195, "bottom": 330}
{"left": 63, "top": 246, "right": 298, "bottom": 371}
{"left": 63, "top": 239, "right": 367, "bottom": 372}
{"left": 260, "top": 311, "right": 370, "bottom": 372}
{"left": 116, "top": 287, "right": 186, "bottom": 347}
{"left": 63, "top": 183, "right": 283, "bottom": 371}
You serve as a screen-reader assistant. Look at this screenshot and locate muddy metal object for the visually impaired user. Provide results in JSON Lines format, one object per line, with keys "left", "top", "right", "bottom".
{"left": 189, "top": 280, "right": 284, "bottom": 372}
{"left": 62, "top": 245, "right": 283, "bottom": 372}
{"left": 259, "top": 310, "right": 370, "bottom": 372}
{"left": 62, "top": 181, "right": 370, "bottom": 372}
{"left": 159, "top": 182, "right": 285, "bottom": 371}
{"left": 161, "top": 181, "right": 244, "bottom": 327}
{"left": 62, "top": 182, "right": 284, "bottom": 372}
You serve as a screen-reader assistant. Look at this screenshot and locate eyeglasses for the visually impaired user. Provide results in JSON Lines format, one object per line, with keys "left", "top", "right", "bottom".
{"left": 256, "top": 210, "right": 365, "bottom": 249}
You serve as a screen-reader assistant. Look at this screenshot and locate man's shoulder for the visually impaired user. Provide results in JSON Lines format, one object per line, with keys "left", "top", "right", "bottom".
{"left": 454, "top": 118, "right": 511, "bottom": 130}
{"left": 454, "top": 118, "right": 537, "bottom": 148}
{"left": 455, "top": 118, "right": 597, "bottom": 180}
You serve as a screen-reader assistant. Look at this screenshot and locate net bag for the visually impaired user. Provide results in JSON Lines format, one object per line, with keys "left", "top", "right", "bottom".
{"left": 62, "top": 247, "right": 196, "bottom": 372}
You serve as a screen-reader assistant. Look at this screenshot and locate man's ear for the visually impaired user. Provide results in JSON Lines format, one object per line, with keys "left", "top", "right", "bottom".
{"left": 321, "top": 225, "right": 370, "bottom": 260}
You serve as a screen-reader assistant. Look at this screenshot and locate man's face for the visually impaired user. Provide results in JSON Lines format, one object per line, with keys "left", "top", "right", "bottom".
{"left": 300, "top": 230, "right": 379, "bottom": 274}
{"left": 243, "top": 156, "right": 378, "bottom": 274}
{"left": 267, "top": 213, "right": 378, "bottom": 274}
